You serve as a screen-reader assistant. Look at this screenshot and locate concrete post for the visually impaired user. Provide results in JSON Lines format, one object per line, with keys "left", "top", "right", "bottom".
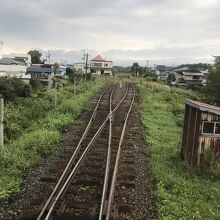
{"left": 0, "top": 98, "right": 4, "bottom": 146}
{"left": 73, "top": 76, "right": 76, "bottom": 98}
{"left": 54, "top": 91, "right": 57, "bottom": 108}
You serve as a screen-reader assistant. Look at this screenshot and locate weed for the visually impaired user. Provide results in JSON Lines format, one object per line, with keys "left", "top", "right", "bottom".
{"left": 0, "top": 77, "right": 110, "bottom": 202}
{"left": 138, "top": 80, "right": 220, "bottom": 219}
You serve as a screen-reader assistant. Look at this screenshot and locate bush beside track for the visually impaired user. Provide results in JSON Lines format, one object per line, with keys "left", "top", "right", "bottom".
{"left": 0, "top": 77, "right": 110, "bottom": 202}
{"left": 138, "top": 80, "right": 220, "bottom": 219}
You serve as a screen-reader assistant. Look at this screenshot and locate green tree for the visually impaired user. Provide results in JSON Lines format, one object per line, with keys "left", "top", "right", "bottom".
{"left": 206, "top": 56, "right": 220, "bottom": 104}
{"left": 66, "top": 68, "right": 83, "bottom": 83}
{"left": 178, "top": 63, "right": 209, "bottom": 70}
{"left": 131, "top": 62, "right": 145, "bottom": 76}
{"left": 53, "top": 63, "right": 59, "bottom": 75}
{"left": 167, "top": 72, "right": 176, "bottom": 86}
{"left": 131, "top": 62, "right": 139, "bottom": 74}
{"left": 28, "top": 50, "right": 42, "bottom": 64}
{"left": 66, "top": 67, "right": 75, "bottom": 77}
{"left": 29, "top": 76, "right": 41, "bottom": 90}
{"left": 0, "top": 77, "right": 32, "bottom": 101}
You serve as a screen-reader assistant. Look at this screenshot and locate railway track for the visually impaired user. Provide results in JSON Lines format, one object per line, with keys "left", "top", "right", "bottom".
{"left": 0, "top": 79, "right": 157, "bottom": 220}
{"left": 17, "top": 82, "right": 135, "bottom": 220}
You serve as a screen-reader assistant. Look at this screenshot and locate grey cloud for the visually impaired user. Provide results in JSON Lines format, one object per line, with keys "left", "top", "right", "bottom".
{"left": 44, "top": 44, "right": 216, "bottom": 66}
{"left": 0, "top": 0, "right": 219, "bottom": 66}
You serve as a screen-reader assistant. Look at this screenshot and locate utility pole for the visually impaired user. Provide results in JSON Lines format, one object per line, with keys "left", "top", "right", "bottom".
{"left": 54, "top": 90, "right": 57, "bottom": 108}
{"left": 73, "top": 76, "right": 76, "bottom": 98}
{"left": 82, "top": 50, "right": 86, "bottom": 64}
{"left": 85, "top": 53, "right": 89, "bottom": 80}
{"left": 82, "top": 50, "right": 86, "bottom": 79}
{"left": 146, "top": 60, "right": 150, "bottom": 76}
{"left": 46, "top": 50, "right": 51, "bottom": 64}
{"left": 0, "top": 97, "right": 4, "bottom": 147}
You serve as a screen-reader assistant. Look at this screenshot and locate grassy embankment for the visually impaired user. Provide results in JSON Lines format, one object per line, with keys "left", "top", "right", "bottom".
{"left": 0, "top": 77, "right": 111, "bottom": 202}
{"left": 138, "top": 80, "right": 220, "bottom": 219}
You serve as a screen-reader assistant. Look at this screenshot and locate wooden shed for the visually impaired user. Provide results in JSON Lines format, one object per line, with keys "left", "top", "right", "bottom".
{"left": 181, "top": 99, "right": 220, "bottom": 167}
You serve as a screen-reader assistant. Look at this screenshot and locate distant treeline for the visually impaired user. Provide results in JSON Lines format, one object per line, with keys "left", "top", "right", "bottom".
{"left": 177, "top": 63, "right": 210, "bottom": 70}
{"left": 114, "top": 63, "right": 210, "bottom": 74}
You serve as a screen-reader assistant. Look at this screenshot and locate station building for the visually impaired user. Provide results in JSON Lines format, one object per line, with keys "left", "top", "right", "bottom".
{"left": 90, "top": 55, "right": 113, "bottom": 76}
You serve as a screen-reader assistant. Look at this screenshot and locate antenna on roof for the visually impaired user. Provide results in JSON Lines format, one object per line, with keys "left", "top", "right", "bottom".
{"left": 82, "top": 49, "right": 86, "bottom": 64}
{"left": 46, "top": 50, "right": 50, "bottom": 64}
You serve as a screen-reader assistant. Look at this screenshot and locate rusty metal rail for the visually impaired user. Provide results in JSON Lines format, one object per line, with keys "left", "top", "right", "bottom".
{"left": 37, "top": 85, "right": 112, "bottom": 220}
{"left": 98, "top": 81, "right": 114, "bottom": 220}
{"left": 105, "top": 85, "right": 136, "bottom": 220}
{"left": 37, "top": 83, "right": 129, "bottom": 220}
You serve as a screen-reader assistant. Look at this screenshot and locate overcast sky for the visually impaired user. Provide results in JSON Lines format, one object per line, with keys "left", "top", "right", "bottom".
{"left": 0, "top": 0, "right": 220, "bottom": 66}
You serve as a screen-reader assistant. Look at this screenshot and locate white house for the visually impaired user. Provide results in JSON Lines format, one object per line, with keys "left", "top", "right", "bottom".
{"left": 0, "top": 58, "right": 30, "bottom": 82}
{"left": 90, "top": 55, "right": 113, "bottom": 75}
{"left": 174, "top": 70, "right": 206, "bottom": 86}
{"left": 3, "top": 53, "right": 31, "bottom": 66}
{"left": 74, "top": 62, "right": 85, "bottom": 74}
{"left": 56, "top": 63, "right": 67, "bottom": 76}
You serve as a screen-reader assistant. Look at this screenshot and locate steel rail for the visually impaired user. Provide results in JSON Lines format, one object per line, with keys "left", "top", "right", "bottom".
{"left": 98, "top": 80, "right": 115, "bottom": 220}
{"left": 105, "top": 85, "right": 136, "bottom": 220}
{"left": 43, "top": 84, "right": 129, "bottom": 220}
{"left": 37, "top": 85, "right": 112, "bottom": 220}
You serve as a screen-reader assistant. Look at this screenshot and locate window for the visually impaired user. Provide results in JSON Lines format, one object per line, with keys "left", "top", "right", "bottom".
{"left": 202, "top": 122, "right": 220, "bottom": 136}
{"left": 93, "top": 63, "right": 102, "bottom": 67}
{"left": 203, "top": 122, "right": 214, "bottom": 134}
{"left": 193, "top": 76, "right": 200, "bottom": 80}
{"left": 215, "top": 123, "right": 220, "bottom": 134}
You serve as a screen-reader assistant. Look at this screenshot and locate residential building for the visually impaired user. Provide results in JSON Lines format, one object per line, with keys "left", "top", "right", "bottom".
{"left": 155, "top": 65, "right": 166, "bottom": 76}
{"left": 3, "top": 53, "right": 31, "bottom": 66}
{"left": 89, "top": 55, "right": 113, "bottom": 75}
{"left": 27, "top": 64, "right": 54, "bottom": 88}
{"left": 0, "top": 57, "right": 30, "bottom": 82}
{"left": 55, "top": 63, "right": 67, "bottom": 76}
{"left": 156, "top": 65, "right": 174, "bottom": 80}
{"left": 74, "top": 62, "right": 85, "bottom": 74}
{"left": 174, "top": 69, "right": 206, "bottom": 86}
{"left": 67, "top": 64, "right": 74, "bottom": 69}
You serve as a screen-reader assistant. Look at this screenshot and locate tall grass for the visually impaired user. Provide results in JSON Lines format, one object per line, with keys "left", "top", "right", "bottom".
{"left": 138, "top": 80, "right": 220, "bottom": 219}
{"left": 0, "top": 77, "right": 110, "bottom": 202}
{"left": 0, "top": 129, "right": 60, "bottom": 200}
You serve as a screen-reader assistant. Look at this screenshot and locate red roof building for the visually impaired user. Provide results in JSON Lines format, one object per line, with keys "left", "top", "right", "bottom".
{"left": 91, "top": 55, "right": 106, "bottom": 62}
{"left": 89, "top": 54, "right": 113, "bottom": 76}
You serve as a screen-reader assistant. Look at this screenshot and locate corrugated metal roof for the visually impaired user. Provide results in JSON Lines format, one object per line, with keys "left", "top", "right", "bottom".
{"left": 185, "top": 99, "right": 220, "bottom": 116}
{"left": 156, "top": 65, "right": 166, "bottom": 71}
{"left": 0, "top": 58, "right": 23, "bottom": 65}
{"left": 27, "top": 67, "right": 53, "bottom": 73}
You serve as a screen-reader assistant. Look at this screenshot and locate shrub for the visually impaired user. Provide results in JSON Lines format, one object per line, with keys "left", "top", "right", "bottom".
{"left": 4, "top": 96, "right": 53, "bottom": 143}
{"left": 35, "top": 112, "right": 72, "bottom": 132}
{"left": 0, "top": 129, "right": 60, "bottom": 201}
{"left": 138, "top": 80, "right": 220, "bottom": 219}
{"left": 0, "top": 76, "right": 110, "bottom": 202}
{"left": 0, "top": 77, "right": 32, "bottom": 102}
{"left": 29, "top": 76, "right": 42, "bottom": 90}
